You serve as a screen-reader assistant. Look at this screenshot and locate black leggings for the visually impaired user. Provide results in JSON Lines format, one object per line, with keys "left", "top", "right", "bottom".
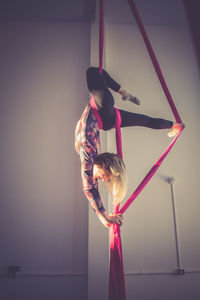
{"left": 86, "top": 67, "right": 173, "bottom": 131}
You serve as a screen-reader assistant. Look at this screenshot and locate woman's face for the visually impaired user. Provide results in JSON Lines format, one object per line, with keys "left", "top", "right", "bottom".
{"left": 93, "top": 164, "right": 111, "bottom": 182}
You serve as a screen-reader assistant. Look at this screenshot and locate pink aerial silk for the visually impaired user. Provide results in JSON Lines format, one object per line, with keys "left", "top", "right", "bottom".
{"left": 93, "top": 0, "right": 184, "bottom": 299}
{"left": 127, "top": 0, "right": 182, "bottom": 124}
{"left": 99, "top": 0, "right": 104, "bottom": 75}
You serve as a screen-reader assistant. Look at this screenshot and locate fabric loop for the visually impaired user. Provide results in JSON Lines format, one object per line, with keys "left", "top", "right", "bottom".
{"left": 94, "top": 1, "right": 184, "bottom": 299}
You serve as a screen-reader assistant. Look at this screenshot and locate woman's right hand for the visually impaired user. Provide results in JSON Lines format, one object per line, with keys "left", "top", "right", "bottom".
{"left": 107, "top": 213, "right": 123, "bottom": 226}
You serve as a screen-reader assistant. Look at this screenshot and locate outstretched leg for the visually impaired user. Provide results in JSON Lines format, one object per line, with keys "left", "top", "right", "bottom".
{"left": 119, "top": 109, "right": 173, "bottom": 129}
{"left": 119, "top": 109, "right": 184, "bottom": 136}
{"left": 86, "top": 67, "right": 184, "bottom": 135}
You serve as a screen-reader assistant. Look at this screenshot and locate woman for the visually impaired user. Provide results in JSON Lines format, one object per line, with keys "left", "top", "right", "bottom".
{"left": 75, "top": 67, "right": 184, "bottom": 228}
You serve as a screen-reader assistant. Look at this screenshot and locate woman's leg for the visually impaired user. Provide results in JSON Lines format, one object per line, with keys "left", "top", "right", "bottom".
{"left": 119, "top": 109, "right": 173, "bottom": 129}
{"left": 86, "top": 67, "right": 120, "bottom": 130}
{"left": 86, "top": 67, "right": 120, "bottom": 92}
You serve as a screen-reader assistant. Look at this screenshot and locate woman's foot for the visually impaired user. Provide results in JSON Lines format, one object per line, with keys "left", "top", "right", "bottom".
{"left": 122, "top": 93, "right": 141, "bottom": 105}
{"left": 118, "top": 88, "right": 140, "bottom": 105}
{"left": 167, "top": 123, "right": 185, "bottom": 137}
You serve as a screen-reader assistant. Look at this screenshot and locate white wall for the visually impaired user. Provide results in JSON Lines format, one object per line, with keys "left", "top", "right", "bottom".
{"left": 105, "top": 21, "right": 200, "bottom": 300}
{"left": 0, "top": 22, "right": 90, "bottom": 300}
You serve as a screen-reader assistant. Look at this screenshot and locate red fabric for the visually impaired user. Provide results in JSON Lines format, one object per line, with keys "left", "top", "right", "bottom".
{"left": 94, "top": 1, "right": 184, "bottom": 299}
{"left": 120, "top": 130, "right": 182, "bottom": 214}
{"left": 99, "top": 0, "right": 104, "bottom": 75}
{"left": 109, "top": 223, "right": 126, "bottom": 300}
{"left": 114, "top": 108, "right": 123, "bottom": 159}
{"left": 127, "top": 0, "right": 182, "bottom": 124}
{"left": 109, "top": 109, "right": 126, "bottom": 300}
{"left": 90, "top": 97, "right": 183, "bottom": 300}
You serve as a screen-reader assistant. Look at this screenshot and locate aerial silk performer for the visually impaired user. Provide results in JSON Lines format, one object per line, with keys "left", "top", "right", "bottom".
{"left": 74, "top": 0, "right": 184, "bottom": 299}
{"left": 74, "top": 67, "right": 182, "bottom": 227}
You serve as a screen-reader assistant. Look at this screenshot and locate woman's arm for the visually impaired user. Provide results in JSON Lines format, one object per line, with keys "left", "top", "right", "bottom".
{"left": 80, "top": 146, "right": 105, "bottom": 211}
{"left": 80, "top": 147, "right": 123, "bottom": 228}
{"left": 96, "top": 210, "right": 123, "bottom": 228}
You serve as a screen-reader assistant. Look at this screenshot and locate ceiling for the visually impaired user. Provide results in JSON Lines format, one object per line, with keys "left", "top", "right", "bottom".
{"left": 0, "top": 0, "right": 93, "bottom": 22}
{"left": 0, "top": 0, "right": 187, "bottom": 26}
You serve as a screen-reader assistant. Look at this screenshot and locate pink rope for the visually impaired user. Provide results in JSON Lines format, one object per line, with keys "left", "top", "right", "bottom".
{"left": 92, "top": 1, "right": 184, "bottom": 299}
{"left": 120, "top": 130, "right": 182, "bottom": 214}
{"left": 114, "top": 108, "right": 123, "bottom": 159}
{"left": 109, "top": 1, "right": 183, "bottom": 299}
{"left": 109, "top": 108, "right": 126, "bottom": 300}
{"left": 109, "top": 223, "right": 126, "bottom": 300}
{"left": 90, "top": 102, "right": 183, "bottom": 300}
{"left": 127, "top": 0, "right": 182, "bottom": 123}
{"left": 99, "top": 0, "right": 104, "bottom": 74}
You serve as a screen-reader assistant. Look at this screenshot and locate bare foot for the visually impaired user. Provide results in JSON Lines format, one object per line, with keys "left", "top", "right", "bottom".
{"left": 122, "top": 93, "right": 141, "bottom": 105}
{"left": 118, "top": 88, "right": 141, "bottom": 105}
{"left": 167, "top": 123, "right": 185, "bottom": 137}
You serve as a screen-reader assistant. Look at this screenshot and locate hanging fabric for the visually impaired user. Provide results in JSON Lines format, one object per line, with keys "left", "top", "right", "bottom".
{"left": 99, "top": 0, "right": 104, "bottom": 74}
{"left": 92, "top": 1, "right": 184, "bottom": 299}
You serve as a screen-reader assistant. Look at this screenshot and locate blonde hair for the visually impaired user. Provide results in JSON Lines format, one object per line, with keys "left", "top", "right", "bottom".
{"left": 94, "top": 152, "right": 127, "bottom": 205}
